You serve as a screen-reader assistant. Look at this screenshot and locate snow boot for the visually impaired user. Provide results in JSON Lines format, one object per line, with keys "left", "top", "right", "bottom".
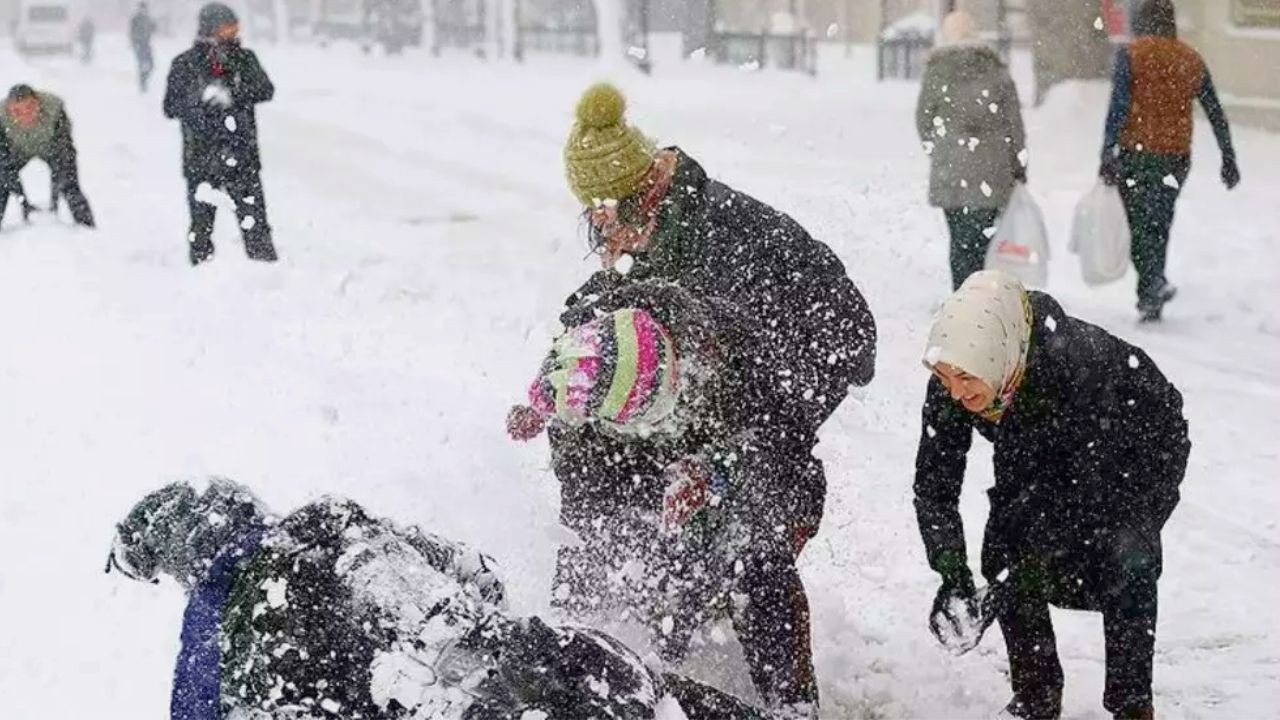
{"left": 1138, "top": 283, "right": 1177, "bottom": 323}
{"left": 190, "top": 240, "right": 215, "bottom": 266}
{"left": 995, "top": 694, "right": 1062, "bottom": 720}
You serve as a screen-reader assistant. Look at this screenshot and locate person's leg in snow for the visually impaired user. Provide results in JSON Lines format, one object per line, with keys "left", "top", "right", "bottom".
{"left": 945, "top": 208, "right": 1000, "bottom": 291}
{"left": 227, "top": 171, "right": 277, "bottom": 262}
{"left": 996, "top": 561, "right": 1065, "bottom": 719}
{"left": 185, "top": 178, "right": 217, "bottom": 265}
{"left": 1097, "top": 527, "right": 1161, "bottom": 719}
{"left": 47, "top": 146, "right": 94, "bottom": 227}
{"left": 732, "top": 551, "right": 819, "bottom": 714}
{"left": 1118, "top": 151, "right": 1190, "bottom": 320}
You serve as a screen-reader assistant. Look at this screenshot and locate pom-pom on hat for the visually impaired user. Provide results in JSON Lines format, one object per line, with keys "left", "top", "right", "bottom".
{"left": 530, "top": 308, "right": 680, "bottom": 430}
{"left": 564, "top": 83, "right": 657, "bottom": 206}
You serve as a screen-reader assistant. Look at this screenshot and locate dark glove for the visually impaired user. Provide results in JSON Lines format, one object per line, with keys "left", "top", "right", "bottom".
{"left": 1222, "top": 156, "right": 1241, "bottom": 190}
{"left": 929, "top": 573, "right": 997, "bottom": 656}
{"left": 1012, "top": 164, "right": 1028, "bottom": 184}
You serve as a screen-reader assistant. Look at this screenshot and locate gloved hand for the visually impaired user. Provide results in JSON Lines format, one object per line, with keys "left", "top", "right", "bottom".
{"left": 929, "top": 573, "right": 997, "bottom": 656}
{"left": 505, "top": 404, "right": 548, "bottom": 442}
{"left": 1222, "top": 156, "right": 1241, "bottom": 190}
{"left": 201, "top": 82, "right": 233, "bottom": 109}
{"left": 661, "top": 457, "right": 716, "bottom": 533}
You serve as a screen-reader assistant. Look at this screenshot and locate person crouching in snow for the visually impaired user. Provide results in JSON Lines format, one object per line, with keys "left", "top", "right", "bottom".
{"left": 508, "top": 282, "right": 823, "bottom": 718}
{"left": 913, "top": 271, "right": 1190, "bottom": 720}
{"left": 163, "top": 3, "right": 277, "bottom": 266}
{"left": 108, "top": 478, "right": 779, "bottom": 720}
{"left": 0, "top": 85, "right": 96, "bottom": 228}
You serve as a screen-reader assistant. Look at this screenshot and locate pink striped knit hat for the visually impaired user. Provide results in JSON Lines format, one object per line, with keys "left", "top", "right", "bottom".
{"left": 530, "top": 308, "right": 680, "bottom": 429}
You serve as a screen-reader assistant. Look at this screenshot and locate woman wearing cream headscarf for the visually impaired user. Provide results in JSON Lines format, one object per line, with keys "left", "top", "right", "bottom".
{"left": 913, "top": 271, "right": 1190, "bottom": 720}
{"left": 917, "top": 11, "right": 1028, "bottom": 289}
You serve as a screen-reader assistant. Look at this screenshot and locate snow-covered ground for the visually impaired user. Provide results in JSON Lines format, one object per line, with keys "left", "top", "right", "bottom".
{"left": 1, "top": 35, "right": 1277, "bottom": 719}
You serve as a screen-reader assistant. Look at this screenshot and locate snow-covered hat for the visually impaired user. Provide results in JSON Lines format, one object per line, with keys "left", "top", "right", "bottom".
{"left": 530, "top": 308, "right": 680, "bottom": 430}
{"left": 197, "top": 2, "right": 237, "bottom": 38}
{"left": 108, "top": 478, "right": 268, "bottom": 588}
{"left": 564, "top": 83, "right": 657, "bottom": 206}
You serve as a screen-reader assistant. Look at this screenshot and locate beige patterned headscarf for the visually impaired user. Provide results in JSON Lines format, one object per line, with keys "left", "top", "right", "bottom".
{"left": 924, "top": 271, "right": 1033, "bottom": 418}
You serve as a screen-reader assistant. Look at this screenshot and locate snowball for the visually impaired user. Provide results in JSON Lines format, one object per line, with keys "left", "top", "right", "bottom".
{"left": 262, "top": 577, "right": 288, "bottom": 609}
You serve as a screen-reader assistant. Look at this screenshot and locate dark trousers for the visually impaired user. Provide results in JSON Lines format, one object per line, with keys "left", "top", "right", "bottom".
{"left": 944, "top": 207, "right": 1000, "bottom": 290}
{"left": 186, "top": 171, "right": 276, "bottom": 265}
{"left": 134, "top": 46, "right": 154, "bottom": 91}
{"left": 0, "top": 151, "right": 95, "bottom": 227}
{"left": 1116, "top": 151, "right": 1190, "bottom": 308}
{"left": 995, "top": 527, "right": 1162, "bottom": 719}
{"left": 731, "top": 551, "right": 818, "bottom": 709}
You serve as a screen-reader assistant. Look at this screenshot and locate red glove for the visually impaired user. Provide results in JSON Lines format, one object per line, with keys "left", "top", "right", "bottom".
{"left": 661, "top": 457, "right": 714, "bottom": 533}
{"left": 506, "top": 404, "right": 548, "bottom": 442}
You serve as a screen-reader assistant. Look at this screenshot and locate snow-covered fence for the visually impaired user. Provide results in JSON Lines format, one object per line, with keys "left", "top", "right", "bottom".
{"left": 708, "top": 29, "right": 817, "bottom": 74}
{"left": 430, "top": 0, "right": 488, "bottom": 57}
{"left": 876, "top": 30, "right": 931, "bottom": 81}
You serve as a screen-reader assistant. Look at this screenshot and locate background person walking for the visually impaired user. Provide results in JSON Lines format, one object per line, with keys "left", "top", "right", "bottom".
{"left": 1100, "top": 0, "right": 1240, "bottom": 321}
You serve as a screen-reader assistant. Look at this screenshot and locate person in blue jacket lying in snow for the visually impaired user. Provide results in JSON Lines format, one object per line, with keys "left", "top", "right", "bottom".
{"left": 107, "top": 478, "right": 775, "bottom": 720}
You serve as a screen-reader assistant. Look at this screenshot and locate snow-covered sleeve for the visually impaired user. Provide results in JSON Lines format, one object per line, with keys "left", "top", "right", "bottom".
{"left": 913, "top": 377, "right": 975, "bottom": 585}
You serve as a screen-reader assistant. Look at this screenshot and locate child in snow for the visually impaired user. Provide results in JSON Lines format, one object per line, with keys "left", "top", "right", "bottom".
{"left": 1100, "top": 0, "right": 1239, "bottom": 321}
{"left": 508, "top": 281, "right": 823, "bottom": 718}
{"left": 915, "top": 10, "right": 1028, "bottom": 290}
{"left": 913, "top": 271, "right": 1189, "bottom": 720}
{"left": 0, "top": 85, "right": 96, "bottom": 228}
{"left": 163, "top": 3, "right": 277, "bottom": 266}
{"left": 108, "top": 478, "right": 772, "bottom": 720}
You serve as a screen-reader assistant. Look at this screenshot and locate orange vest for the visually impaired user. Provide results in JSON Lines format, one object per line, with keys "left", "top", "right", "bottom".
{"left": 1121, "top": 37, "right": 1206, "bottom": 156}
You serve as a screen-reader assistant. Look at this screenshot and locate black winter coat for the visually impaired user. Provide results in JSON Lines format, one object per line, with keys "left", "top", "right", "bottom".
{"left": 163, "top": 41, "right": 273, "bottom": 181}
{"left": 553, "top": 281, "right": 820, "bottom": 537}
{"left": 913, "top": 292, "right": 1190, "bottom": 587}
{"left": 566, "top": 149, "right": 877, "bottom": 436}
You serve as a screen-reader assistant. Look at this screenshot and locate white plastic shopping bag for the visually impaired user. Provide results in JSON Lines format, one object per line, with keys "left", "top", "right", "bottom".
{"left": 986, "top": 185, "right": 1050, "bottom": 288}
{"left": 1070, "top": 182, "right": 1131, "bottom": 286}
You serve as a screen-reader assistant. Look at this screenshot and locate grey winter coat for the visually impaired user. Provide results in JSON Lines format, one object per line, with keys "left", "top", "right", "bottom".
{"left": 916, "top": 44, "right": 1027, "bottom": 210}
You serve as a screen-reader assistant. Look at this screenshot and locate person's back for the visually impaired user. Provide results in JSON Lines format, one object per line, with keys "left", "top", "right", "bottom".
{"left": 1121, "top": 35, "right": 1205, "bottom": 156}
{"left": 130, "top": 10, "right": 155, "bottom": 50}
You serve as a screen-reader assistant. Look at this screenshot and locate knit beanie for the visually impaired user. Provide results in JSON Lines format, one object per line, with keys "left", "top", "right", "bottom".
{"left": 197, "top": 2, "right": 238, "bottom": 38}
{"left": 530, "top": 308, "right": 680, "bottom": 430}
{"left": 923, "top": 270, "right": 1032, "bottom": 394}
{"left": 564, "top": 83, "right": 657, "bottom": 206}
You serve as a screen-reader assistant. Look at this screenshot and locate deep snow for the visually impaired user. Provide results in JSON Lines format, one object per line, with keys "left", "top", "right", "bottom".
{"left": 1, "top": 35, "right": 1277, "bottom": 719}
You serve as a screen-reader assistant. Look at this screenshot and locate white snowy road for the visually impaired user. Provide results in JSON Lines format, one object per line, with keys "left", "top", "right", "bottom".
{"left": 1, "top": 36, "right": 1277, "bottom": 719}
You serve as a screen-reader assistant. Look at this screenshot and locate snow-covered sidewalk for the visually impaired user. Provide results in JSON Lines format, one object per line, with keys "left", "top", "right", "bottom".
{"left": 1, "top": 36, "right": 1276, "bottom": 718}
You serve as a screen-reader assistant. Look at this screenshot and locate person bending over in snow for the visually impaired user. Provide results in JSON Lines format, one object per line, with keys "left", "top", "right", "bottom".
{"left": 108, "top": 478, "right": 775, "bottom": 720}
{"left": 164, "top": 3, "right": 277, "bottom": 266}
{"left": 0, "top": 84, "right": 96, "bottom": 228}
{"left": 913, "top": 271, "right": 1189, "bottom": 720}
{"left": 508, "top": 282, "right": 827, "bottom": 719}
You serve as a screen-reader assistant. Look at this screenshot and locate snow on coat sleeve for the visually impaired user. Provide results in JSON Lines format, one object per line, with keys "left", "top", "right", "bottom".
{"left": 913, "top": 376, "right": 976, "bottom": 585}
